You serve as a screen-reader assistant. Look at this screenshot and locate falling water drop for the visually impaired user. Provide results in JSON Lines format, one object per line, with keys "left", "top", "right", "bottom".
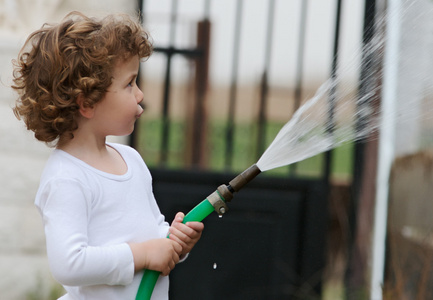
{"left": 218, "top": 214, "right": 223, "bottom": 219}
{"left": 213, "top": 262, "right": 217, "bottom": 269}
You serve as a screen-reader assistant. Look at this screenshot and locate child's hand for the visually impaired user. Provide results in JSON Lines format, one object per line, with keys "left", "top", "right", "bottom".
{"left": 168, "top": 212, "right": 204, "bottom": 257}
{"left": 129, "top": 238, "right": 182, "bottom": 276}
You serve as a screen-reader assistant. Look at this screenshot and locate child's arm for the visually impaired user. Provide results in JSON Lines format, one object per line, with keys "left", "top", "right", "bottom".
{"left": 39, "top": 179, "right": 138, "bottom": 287}
{"left": 168, "top": 212, "right": 204, "bottom": 258}
{"left": 128, "top": 238, "right": 182, "bottom": 276}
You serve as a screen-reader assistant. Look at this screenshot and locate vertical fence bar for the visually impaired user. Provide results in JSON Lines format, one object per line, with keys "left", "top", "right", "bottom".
{"left": 137, "top": 0, "right": 145, "bottom": 19}
{"left": 159, "top": 0, "right": 179, "bottom": 166}
{"left": 289, "top": 0, "right": 308, "bottom": 175}
{"left": 293, "top": 0, "right": 308, "bottom": 112}
{"left": 256, "top": 0, "right": 276, "bottom": 159}
{"left": 191, "top": 18, "right": 211, "bottom": 167}
{"left": 130, "top": 0, "right": 146, "bottom": 149}
{"left": 323, "top": 0, "right": 342, "bottom": 182}
{"left": 190, "top": 0, "right": 212, "bottom": 168}
{"left": 225, "top": 0, "right": 243, "bottom": 170}
{"left": 345, "top": 0, "right": 379, "bottom": 295}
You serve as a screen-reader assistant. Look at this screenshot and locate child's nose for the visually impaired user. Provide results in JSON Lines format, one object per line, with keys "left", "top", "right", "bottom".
{"left": 136, "top": 87, "right": 144, "bottom": 103}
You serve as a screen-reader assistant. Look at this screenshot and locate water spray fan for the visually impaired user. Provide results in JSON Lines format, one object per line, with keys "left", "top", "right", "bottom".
{"left": 136, "top": 164, "right": 261, "bottom": 300}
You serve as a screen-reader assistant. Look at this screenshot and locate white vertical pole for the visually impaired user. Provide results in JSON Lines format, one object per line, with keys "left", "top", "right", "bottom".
{"left": 370, "top": 0, "right": 400, "bottom": 299}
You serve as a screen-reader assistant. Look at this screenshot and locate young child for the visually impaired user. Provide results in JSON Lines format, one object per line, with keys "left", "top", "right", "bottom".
{"left": 12, "top": 11, "right": 204, "bottom": 300}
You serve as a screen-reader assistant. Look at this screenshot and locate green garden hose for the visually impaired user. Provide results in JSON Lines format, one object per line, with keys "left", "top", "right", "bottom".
{"left": 135, "top": 198, "right": 216, "bottom": 300}
{"left": 135, "top": 164, "right": 261, "bottom": 300}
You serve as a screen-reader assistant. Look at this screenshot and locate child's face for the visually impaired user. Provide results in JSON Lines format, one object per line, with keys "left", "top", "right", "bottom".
{"left": 91, "top": 55, "right": 144, "bottom": 137}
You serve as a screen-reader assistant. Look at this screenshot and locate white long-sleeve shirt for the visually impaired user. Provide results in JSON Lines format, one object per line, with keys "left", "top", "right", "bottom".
{"left": 35, "top": 143, "right": 170, "bottom": 300}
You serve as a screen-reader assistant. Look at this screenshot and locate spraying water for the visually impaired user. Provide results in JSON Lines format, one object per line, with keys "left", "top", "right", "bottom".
{"left": 256, "top": 3, "right": 433, "bottom": 172}
{"left": 254, "top": 30, "right": 382, "bottom": 171}
{"left": 255, "top": 75, "right": 382, "bottom": 171}
{"left": 256, "top": 78, "right": 377, "bottom": 171}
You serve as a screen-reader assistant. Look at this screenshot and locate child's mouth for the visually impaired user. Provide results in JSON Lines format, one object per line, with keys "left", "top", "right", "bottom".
{"left": 136, "top": 106, "right": 144, "bottom": 118}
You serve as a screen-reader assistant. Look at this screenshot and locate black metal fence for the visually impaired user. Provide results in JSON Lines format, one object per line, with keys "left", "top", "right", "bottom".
{"left": 132, "top": 0, "right": 376, "bottom": 298}
{"left": 133, "top": 0, "right": 365, "bottom": 180}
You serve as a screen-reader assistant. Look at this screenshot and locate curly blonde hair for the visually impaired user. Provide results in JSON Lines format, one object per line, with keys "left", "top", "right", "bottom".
{"left": 12, "top": 11, "right": 152, "bottom": 145}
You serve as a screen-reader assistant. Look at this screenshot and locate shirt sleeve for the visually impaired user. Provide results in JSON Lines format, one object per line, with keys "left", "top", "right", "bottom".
{"left": 37, "top": 178, "right": 135, "bottom": 287}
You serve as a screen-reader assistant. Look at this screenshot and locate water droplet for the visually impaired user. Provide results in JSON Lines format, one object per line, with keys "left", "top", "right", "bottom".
{"left": 213, "top": 262, "right": 217, "bottom": 269}
{"left": 218, "top": 214, "right": 223, "bottom": 218}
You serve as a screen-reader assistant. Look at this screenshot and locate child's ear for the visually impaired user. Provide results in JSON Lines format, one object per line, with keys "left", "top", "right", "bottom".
{"left": 76, "top": 94, "right": 95, "bottom": 119}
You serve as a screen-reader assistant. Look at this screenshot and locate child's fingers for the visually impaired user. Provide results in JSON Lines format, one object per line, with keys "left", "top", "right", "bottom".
{"left": 173, "top": 212, "right": 184, "bottom": 224}
{"left": 171, "top": 239, "right": 182, "bottom": 256}
{"left": 185, "top": 221, "right": 204, "bottom": 232}
{"left": 174, "top": 220, "right": 204, "bottom": 233}
{"left": 171, "top": 222, "right": 200, "bottom": 239}
{"left": 169, "top": 226, "right": 189, "bottom": 244}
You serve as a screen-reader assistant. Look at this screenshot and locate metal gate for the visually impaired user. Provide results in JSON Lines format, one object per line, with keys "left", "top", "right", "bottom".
{"left": 131, "top": 0, "right": 375, "bottom": 298}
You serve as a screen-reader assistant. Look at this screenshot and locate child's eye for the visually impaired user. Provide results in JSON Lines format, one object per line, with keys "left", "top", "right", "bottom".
{"left": 127, "top": 80, "right": 134, "bottom": 87}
